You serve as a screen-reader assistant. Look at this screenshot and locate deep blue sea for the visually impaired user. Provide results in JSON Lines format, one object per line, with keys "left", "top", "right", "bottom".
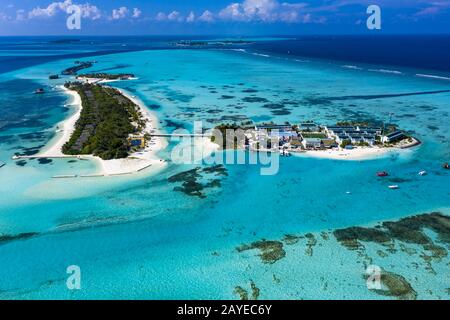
{"left": 0, "top": 36, "right": 449, "bottom": 299}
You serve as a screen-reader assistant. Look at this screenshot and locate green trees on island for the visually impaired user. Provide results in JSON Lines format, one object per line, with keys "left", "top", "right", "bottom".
{"left": 62, "top": 82, "right": 145, "bottom": 160}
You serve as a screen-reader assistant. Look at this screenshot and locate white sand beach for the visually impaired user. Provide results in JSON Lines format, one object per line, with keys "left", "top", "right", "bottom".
{"left": 38, "top": 86, "right": 81, "bottom": 157}
{"left": 36, "top": 85, "right": 168, "bottom": 176}
{"left": 293, "top": 147, "right": 396, "bottom": 161}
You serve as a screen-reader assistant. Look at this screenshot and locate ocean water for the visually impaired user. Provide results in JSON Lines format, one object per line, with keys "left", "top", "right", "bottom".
{"left": 0, "top": 37, "right": 449, "bottom": 300}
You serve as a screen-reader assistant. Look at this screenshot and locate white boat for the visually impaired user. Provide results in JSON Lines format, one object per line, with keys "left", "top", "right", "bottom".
{"left": 418, "top": 171, "right": 427, "bottom": 176}
{"left": 389, "top": 185, "right": 399, "bottom": 190}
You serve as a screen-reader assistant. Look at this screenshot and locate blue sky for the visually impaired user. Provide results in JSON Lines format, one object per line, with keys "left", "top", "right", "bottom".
{"left": 0, "top": 0, "right": 449, "bottom": 35}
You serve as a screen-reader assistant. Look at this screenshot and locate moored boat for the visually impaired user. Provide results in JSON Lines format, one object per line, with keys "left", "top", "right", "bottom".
{"left": 443, "top": 162, "right": 450, "bottom": 170}
{"left": 34, "top": 88, "right": 45, "bottom": 94}
{"left": 389, "top": 185, "right": 399, "bottom": 190}
{"left": 418, "top": 171, "right": 427, "bottom": 176}
{"left": 377, "top": 171, "right": 389, "bottom": 177}
{"left": 0, "top": 162, "right": 5, "bottom": 168}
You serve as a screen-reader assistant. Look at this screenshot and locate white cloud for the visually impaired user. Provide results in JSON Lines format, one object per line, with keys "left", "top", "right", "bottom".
{"left": 28, "top": 0, "right": 101, "bottom": 20}
{"left": 198, "top": 10, "right": 214, "bottom": 22}
{"left": 219, "top": 3, "right": 246, "bottom": 21}
{"left": 132, "top": 8, "right": 142, "bottom": 18}
{"left": 16, "top": 9, "right": 26, "bottom": 21}
{"left": 111, "top": 6, "right": 128, "bottom": 20}
{"left": 219, "top": 0, "right": 313, "bottom": 23}
{"left": 156, "top": 10, "right": 184, "bottom": 22}
{"left": 155, "top": 12, "right": 167, "bottom": 21}
{"left": 0, "top": 11, "right": 10, "bottom": 21}
{"left": 167, "top": 11, "right": 182, "bottom": 21}
{"left": 186, "top": 11, "right": 195, "bottom": 23}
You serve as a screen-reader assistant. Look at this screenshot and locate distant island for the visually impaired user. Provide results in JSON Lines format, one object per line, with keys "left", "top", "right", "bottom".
{"left": 174, "top": 40, "right": 254, "bottom": 47}
{"left": 76, "top": 73, "right": 135, "bottom": 81}
{"left": 62, "top": 61, "right": 95, "bottom": 76}
{"left": 62, "top": 82, "right": 148, "bottom": 160}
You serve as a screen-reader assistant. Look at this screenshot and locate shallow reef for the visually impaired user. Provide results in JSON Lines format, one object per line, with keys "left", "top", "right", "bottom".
{"left": 365, "top": 269, "right": 418, "bottom": 300}
{"left": 335, "top": 213, "right": 449, "bottom": 247}
{"left": 37, "top": 158, "right": 53, "bottom": 165}
{"left": 168, "top": 165, "right": 228, "bottom": 198}
{"left": 15, "top": 160, "right": 27, "bottom": 167}
{"left": 234, "top": 280, "right": 260, "bottom": 300}
{"left": 0, "top": 232, "right": 39, "bottom": 245}
{"left": 242, "top": 97, "right": 269, "bottom": 103}
{"left": 237, "top": 240, "right": 286, "bottom": 264}
{"left": 220, "top": 95, "right": 235, "bottom": 100}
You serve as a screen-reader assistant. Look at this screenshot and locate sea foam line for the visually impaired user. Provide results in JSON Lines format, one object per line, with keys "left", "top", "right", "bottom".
{"left": 342, "top": 65, "right": 363, "bottom": 70}
{"left": 416, "top": 74, "right": 450, "bottom": 81}
{"left": 368, "top": 69, "right": 403, "bottom": 75}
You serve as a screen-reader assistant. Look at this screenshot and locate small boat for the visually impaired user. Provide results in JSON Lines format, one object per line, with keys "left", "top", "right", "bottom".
{"left": 377, "top": 171, "right": 389, "bottom": 177}
{"left": 443, "top": 162, "right": 450, "bottom": 170}
{"left": 418, "top": 171, "right": 427, "bottom": 176}
{"left": 0, "top": 162, "right": 5, "bottom": 168}
{"left": 389, "top": 185, "right": 399, "bottom": 190}
{"left": 34, "top": 88, "right": 45, "bottom": 94}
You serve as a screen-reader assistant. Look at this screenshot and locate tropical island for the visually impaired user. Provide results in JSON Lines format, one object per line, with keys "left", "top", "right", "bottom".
{"left": 76, "top": 73, "right": 136, "bottom": 82}
{"left": 62, "top": 81, "right": 147, "bottom": 160}
{"left": 174, "top": 39, "right": 254, "bottom": 47}
{"left": 211, "top": 120, "right": 420, "bottom": 160}
{"left": 13, "top": 74, "right": 168, "bottom": 176}
{"left": 62, "top": 61, "right": 95, "bottom": 75}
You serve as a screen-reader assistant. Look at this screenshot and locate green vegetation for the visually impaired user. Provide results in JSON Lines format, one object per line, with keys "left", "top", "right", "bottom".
{"left": 211, "top": 123, "right": 246, "bottom": 149}
{"left": 62, "top": 82, "right": 146, "bottom": 160}
{"left": 357, "top": 141, "right": 370, "bottom": 147}
{"left": 340, "top": 139, "right": 353, "bottom": 148}
{"left": 301, "top": 132, "right": 327, "bottom": 139}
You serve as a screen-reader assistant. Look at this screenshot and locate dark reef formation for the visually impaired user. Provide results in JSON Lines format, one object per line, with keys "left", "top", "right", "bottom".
{"left": 237, "top": 240, "right": 286, "bottom": 264}
{"left": 234, "top": 280, "right": 260, "bottom": 300}
{"left": 365, "top": 269, "right": 418, "bottom": 300}
{"left": 0, "top": 232, "right": 38, "bottom": 245}
{"left": 168, "top": 165, "right": 228, "bottom": 198}
{"left": 334, "top": 213, "right": 449, "bottom": 254}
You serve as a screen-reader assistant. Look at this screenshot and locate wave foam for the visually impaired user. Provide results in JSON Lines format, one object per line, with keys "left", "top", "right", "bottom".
{"left": 368, "top": 69, "right": 403, "bottom": 75}
{"left": 416, "top": 74, "right": 450, "bottom": 81}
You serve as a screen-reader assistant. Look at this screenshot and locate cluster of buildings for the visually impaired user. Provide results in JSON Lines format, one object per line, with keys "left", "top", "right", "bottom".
{"left": 246, "top": 122, "right": 407, "bottom": 152}
{"left": 324, "top": 125, "right": 383, "bottom": 146}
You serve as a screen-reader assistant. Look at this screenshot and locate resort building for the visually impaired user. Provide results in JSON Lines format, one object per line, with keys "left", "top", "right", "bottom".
{"left": 321, "top": 138, "right": 338, "bottom": 149}
{"left": 298, "top": 122, "right": 320, "bottom": 132}
{"left": 325, "top": 125, "right": 382, "bottom": 146}
{"left": 255, "top": 124, "right": 293, "bottom": 132}
{"left": 382, "top": 131, "right": 407, "bottom": 144}
{"left": 302, "top": 138, "right": 322, "bottom": 150}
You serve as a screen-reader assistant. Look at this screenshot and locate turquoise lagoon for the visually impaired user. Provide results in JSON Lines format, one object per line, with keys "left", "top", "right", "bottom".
{"left": 0, "top": 46, "right": 449, "bottom": 299}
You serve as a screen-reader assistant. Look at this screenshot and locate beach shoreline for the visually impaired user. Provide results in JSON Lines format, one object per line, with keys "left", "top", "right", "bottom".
{"left": 293, "top": 147, "right": 397, "bottom": 161}
{"left": 35, "top": 85, "right": 168, "bottom": 176}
